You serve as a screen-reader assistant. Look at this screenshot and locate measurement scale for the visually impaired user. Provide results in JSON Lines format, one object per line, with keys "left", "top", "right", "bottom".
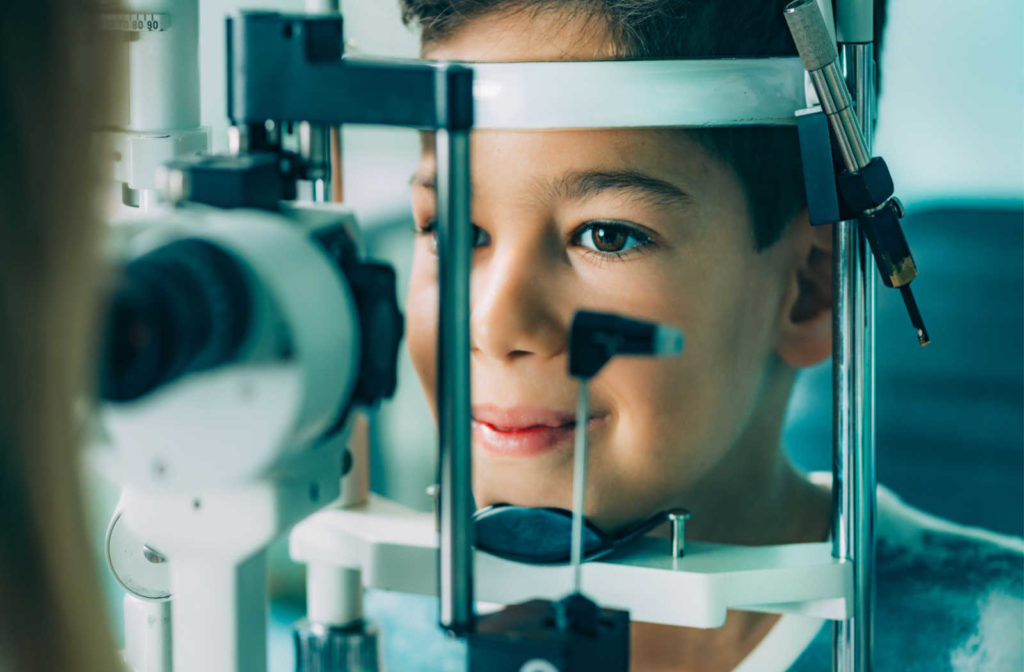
{"left": 100, "top": 13, "right": 171, "bottom": 33}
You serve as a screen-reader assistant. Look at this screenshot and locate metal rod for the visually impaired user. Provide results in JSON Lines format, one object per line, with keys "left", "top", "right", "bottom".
{"left": 569, "top": 381, "right": 590, "bottom": 594}
{"left": 298, "top": 121, "right": 331, "bottom": 203}
{"left": 832, "top": 40, "right": 876, "bottom": 672}
{"left": 835, "top": 0, "right": 873, "bottom": 43}
{"left": 436, "top": 128, "right": 475, "bottom": 633}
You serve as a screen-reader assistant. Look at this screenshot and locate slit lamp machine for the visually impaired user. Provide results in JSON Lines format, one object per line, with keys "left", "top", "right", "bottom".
{"left": 92, "top": 0, "right": 929, "bottom": 670}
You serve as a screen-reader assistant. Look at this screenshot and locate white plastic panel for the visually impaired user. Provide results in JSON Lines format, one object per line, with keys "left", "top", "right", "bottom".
{"left": 470, "top": 58, "right": 807, "bottom": 129}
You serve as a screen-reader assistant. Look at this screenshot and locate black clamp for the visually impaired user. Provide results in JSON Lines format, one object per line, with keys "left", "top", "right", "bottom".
{"left": 162, "top": 152, "right": 298, "bottom": 210}
{"left": 796, "top": 108, "right": 929, "bottom": 344}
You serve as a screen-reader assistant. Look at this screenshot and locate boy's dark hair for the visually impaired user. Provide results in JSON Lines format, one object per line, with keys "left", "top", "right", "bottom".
{"left": 400, "top": 0, "right": 887, "bottom": 249}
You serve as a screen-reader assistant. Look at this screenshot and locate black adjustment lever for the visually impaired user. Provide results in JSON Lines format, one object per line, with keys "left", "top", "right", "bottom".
{"left": 786, "top": 0, "right": 930, "bottom": 346}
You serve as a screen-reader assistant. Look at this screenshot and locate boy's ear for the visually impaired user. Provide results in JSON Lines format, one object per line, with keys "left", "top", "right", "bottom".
{"left": 776, "top": 209, "right": 833, "bottom": 368}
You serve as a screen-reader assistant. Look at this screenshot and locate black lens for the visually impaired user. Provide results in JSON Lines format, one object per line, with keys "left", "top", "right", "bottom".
{"left": 473, "top": 505, "right": 607, "bottom": 565}
{"left": 473, "top": 504, "right": 674, "bottom": 565}
{"left": 100, "top": 239, "right": 251, "bottom": 402}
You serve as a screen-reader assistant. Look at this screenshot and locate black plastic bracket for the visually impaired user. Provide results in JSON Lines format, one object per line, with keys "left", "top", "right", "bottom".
{"left": 227, "top": 12, "right": 473, "bottom": 130}
{"left": 164, "top": 152, "right": 295, "bottom": 210}
{"left": 468, "top": 599, "right": 629, "bottom": 672}
{"left": 568, "top": 311, "right": 664, "bottom": 380}
{"left": 796, "top": 107, "right": 841, "bottom": 226}
{"left": 837, "top": 156, "right": 895, "bottom": 214}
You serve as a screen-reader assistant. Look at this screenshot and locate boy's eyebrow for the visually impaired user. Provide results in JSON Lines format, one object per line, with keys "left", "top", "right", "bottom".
{"left": 554, "top": 169, "right": 693, "bottom": 209}
{"left": 410, "top": 169, "right": 693, "bottom": 209}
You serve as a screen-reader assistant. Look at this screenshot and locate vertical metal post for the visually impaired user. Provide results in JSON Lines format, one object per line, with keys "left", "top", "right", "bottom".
{"left": 306, "top": 0, "right": 343, "bottom": 203}
{"left": 436, "top": 126, "right": 476, "bottom": 633}
{"left": 832, "top": 210, "right": 858, "bottom": 672}
{"left": 833, "top": 0, "right": 876, "bottom": 667}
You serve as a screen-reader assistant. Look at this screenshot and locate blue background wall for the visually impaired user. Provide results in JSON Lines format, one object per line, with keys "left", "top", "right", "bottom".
{"left": 784, "top": 207, "right": 1024, "bottom": 536}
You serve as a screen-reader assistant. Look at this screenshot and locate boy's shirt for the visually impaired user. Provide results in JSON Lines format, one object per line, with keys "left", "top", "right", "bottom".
{"left": 361, "top": 478, "right": 1024, "bottom": 671}
{"left": 742, "top": 474, "right": 1024, "bottom": 671}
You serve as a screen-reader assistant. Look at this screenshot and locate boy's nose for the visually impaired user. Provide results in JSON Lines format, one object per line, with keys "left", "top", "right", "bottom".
{"left": 470, "top": 254, "right": 565, "bottom": 362}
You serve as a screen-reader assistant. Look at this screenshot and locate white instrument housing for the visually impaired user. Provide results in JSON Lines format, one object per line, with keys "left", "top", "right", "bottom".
{"left": 100, "top": 206, "right": 360, "bottom": 490}
{"left": 98, "top": 204, "right": 364, "bottom": 672}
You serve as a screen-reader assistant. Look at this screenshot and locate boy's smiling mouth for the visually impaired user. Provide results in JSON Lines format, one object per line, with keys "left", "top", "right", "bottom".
{"left": 472, "top": 404, "right": 608, "bottom": 457}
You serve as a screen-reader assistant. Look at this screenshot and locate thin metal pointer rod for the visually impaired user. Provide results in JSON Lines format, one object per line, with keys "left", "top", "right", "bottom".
{"left": 898, "top": 286, "right": 930, "bottom": 346}
{"left": 436, "top": 127, "right": 475, "bottom": 632}
{"left": 570, "top": 381, "right": 590, "bottom": 594}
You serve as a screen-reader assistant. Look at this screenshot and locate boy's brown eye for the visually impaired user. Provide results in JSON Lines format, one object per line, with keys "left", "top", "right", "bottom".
{"left": 575, "top": 221, "right": 652, "bottom": 257}
{"left": 592, "top": 224, "right": 628, "bottom": 252}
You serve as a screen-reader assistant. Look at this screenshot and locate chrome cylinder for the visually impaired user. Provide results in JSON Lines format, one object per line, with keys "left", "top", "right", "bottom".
{"left": 436, "top": 128, "right": 476, "bottom": 632}
{"left": 832, "top": 41, "right": 876, "bottom": 672}
{"left": 808, "top": 64, "right": 872, "bottom": 170}
{"left": 299, "top": 121, "right": 332, "bottom": 203}
{"left": 293, "top": 620, "right": 382, "bottom": 672}
{"left": 785, "top": 0, "right": 872, "bottom": 173}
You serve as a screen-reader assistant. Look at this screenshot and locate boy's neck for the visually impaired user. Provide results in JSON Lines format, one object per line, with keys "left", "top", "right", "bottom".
{"left": 633, "top": 458, "right": 829, "bottom": 672}
{"left": 679, "top": 365, "right": 832, "bottom": 547}
{"left": 684, "top": 450, "right": 831, "bottom": 547}
{"left": 631, "top": 366, "right": 832, "bottom": 672}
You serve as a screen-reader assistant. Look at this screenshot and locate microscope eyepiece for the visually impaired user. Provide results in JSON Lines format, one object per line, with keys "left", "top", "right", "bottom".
{"left": 100, "top": 239, "right": 251, "bottom": 402}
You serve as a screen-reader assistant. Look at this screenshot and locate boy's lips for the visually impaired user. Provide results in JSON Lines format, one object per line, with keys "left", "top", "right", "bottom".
{"left": 472, "top": 405, "right": 607, "bottom": 457}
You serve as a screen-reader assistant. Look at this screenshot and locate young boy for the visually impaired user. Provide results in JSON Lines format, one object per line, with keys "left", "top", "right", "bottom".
{"left": 383, "top": 1, "right": 1024, "bottom": 669}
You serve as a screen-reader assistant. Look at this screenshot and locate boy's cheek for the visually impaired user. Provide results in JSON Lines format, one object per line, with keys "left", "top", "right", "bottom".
{"left": 599, "top": 337, "right": 756, "bottom": 451}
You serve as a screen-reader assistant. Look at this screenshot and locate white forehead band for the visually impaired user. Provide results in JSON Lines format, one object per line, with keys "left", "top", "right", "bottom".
{"left": 468, "top": 57, "right": 808, "bottom": 130}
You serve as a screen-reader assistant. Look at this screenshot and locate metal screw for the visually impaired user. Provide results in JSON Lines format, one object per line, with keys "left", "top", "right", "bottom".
{"left": 891, "top": 196, "right": 905, "bottom": 218}
{"left": 667, "top": 509, "right": 692, "bottom": 558}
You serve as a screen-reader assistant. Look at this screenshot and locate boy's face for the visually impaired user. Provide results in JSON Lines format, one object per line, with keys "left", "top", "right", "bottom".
{"left": 406, "top": 9, "right": 824, "bottom": 532}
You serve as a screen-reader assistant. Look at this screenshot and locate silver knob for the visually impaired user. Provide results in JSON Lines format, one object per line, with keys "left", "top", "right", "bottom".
{"left": 293, "top": 619, "right": 382, "bottom": 672}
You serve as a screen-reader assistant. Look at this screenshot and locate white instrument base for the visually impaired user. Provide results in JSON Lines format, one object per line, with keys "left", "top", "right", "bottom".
{"left": 291, "top": 496, "right": 852, "bottom": 629}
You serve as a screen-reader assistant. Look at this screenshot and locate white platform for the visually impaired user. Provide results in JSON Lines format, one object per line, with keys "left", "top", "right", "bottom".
{"left": 290, "top": 496, "right": 852, "bottom": 629}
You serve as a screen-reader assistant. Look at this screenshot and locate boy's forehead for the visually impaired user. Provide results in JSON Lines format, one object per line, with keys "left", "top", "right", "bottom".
{"left": 415, "top": 7, "right": 740, "bottom": 207}
{"left": 421, "top": 6, "right": 618, "bottom": 62}
{"left": 415, "top": 127, "right": 727, "bottom": 205}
